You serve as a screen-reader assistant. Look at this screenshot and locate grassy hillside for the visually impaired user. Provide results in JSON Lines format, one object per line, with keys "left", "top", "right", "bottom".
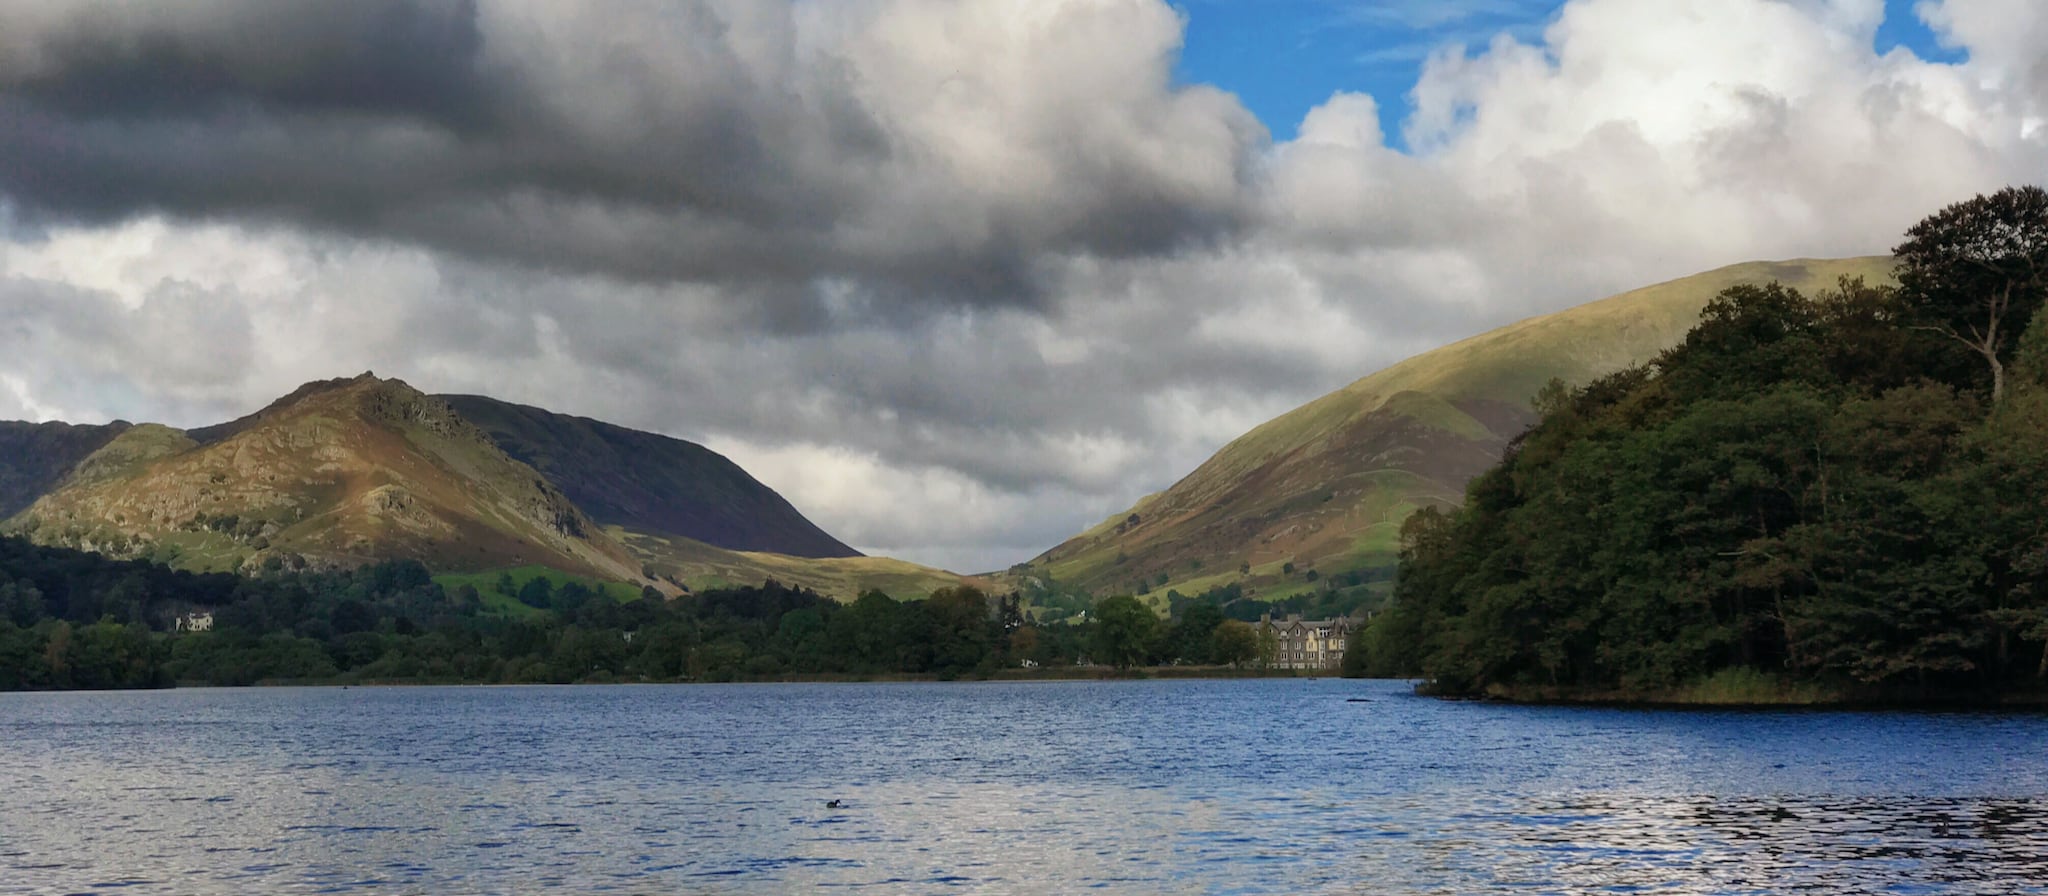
{"left": 618, "top": 527, "right": 974, "bottom": 601}
{"left": 0, "top": 420, "right": 133, "bottom": 518}
{"left": 433, "top": 565, "right": 646, "bottom": 617}
{"left": 441, "top": 394, "right": 858, "bottom": 558}
{"left": 1017, "top": 257, "right": 1899, "bottom": 601}
{"left": 4, "top": 374, "right": 648, "bottom": 583}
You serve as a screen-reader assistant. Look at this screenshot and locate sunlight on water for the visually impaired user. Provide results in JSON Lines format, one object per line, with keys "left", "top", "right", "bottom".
{"left": 1, "top": 680, "right": 2044, "bottom": 894}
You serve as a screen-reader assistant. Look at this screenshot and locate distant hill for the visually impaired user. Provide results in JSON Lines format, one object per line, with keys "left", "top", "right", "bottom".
{"left": 5, "top": 374, "right": 647, "bottom": 582}
{"left": 0, "top": 420, "right": 133, "bottom": 519}
{"left": 440, "top": 395, "right": 858, "bottom": 558}
{"left": 2, "top": 374, "right": 960, "bottom": 600}
{"left": 1017, "top": 257, "right": 1899, "bottom": 602}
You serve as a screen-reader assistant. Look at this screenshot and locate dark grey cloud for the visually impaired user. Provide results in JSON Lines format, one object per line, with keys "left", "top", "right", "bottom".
{"left": 0, "top": 0, "right": 1263, "bottom": 312}
{"left": 5, "top": 1, "right": 491, "bottom": 123}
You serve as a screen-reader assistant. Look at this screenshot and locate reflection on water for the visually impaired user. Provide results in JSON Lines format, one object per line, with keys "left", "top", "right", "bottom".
{"left": 1, "top": 680, "right": 2045, "bottom": 894}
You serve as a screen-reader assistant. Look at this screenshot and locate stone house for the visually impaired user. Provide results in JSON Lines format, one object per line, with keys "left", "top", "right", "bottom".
{"left": 1261, "top": 613, "right": 1353, "bottom": 671}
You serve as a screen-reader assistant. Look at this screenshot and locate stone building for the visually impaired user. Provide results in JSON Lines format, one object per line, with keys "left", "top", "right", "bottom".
{"left": 1262, "top": 614, "right": 1354, "bottom": 671}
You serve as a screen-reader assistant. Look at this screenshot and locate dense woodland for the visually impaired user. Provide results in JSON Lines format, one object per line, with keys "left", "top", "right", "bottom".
{"left": 1360, "top": 187, "right": 2048, "bottom": 701}
{"left": 0, "top": 536, "right": 1281, "bottom": 690}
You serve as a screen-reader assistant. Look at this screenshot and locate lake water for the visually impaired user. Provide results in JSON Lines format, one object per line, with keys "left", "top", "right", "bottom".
{"left": 2, "top": 679, "right": 2045, "bottom": 894}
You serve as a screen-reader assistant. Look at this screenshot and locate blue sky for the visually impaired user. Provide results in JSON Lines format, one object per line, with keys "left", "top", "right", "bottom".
{"left": 1174, "top": 0, "right": 1967, "bottom": 148}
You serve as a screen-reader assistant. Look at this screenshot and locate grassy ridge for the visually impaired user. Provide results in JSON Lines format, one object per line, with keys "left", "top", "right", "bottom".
{"left": 1014, "top": 257, "right": 1899, "bottom": 603}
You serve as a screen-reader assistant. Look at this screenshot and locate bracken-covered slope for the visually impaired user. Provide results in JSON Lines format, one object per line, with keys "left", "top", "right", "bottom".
{"left": 440, "top": 395, "right": 859, "bottom": 559}
{"left": 1020, "top": 257, "right": 1899, "bottom": 600}
{"left": 0, "top": 420, "right": 133, "bottom": 519}
{"left": 4, "top": 374, "right": 647, "bottom": 583}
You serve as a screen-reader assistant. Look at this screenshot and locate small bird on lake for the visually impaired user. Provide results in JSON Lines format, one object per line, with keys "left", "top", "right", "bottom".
{"left": 826, "top": 799, "right": 842, "bottom": 809}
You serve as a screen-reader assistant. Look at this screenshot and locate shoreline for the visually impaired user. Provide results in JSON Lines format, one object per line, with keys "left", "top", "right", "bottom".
{"left": 1423, "top": 680, "right": 2048, "bottom": 711}
{"left": 0, "top": 666, "right": 1341, "bottom": 692}
{"left": 21, "top": 673, "right": 2047, "bottom": 708}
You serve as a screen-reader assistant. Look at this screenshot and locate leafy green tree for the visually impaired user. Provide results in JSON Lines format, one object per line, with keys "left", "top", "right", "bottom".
{"left": 1381, "top": 191, "right": 2048, "bottom": 700}
{"left": 1655, "top": 282, "right": 1826, "bottom": 401}
{"left": 1165, "top": 601, "right": 1225, "bottom": 664}
{"left": 0, "top": 580, "right": 45, "bottom": 627}
{"left": 924, "top": 586, "right": 997, "bottom": 675}
{"left": 552, "top": 580, "right": 594, "bottom": 616}
{"left": 1210, "top": 619, "right": 1258, "bottom": 668}
{"left": 517, "top": 577, "right": 554, "bottom": 610}
{"left": 1931, "top": 348, "right": 2048, "bottom": 681}
{"left": 1895, "top": 185, "right": 2048, "bottom": 404}
{"left": 774, "top": 607, "right": 826, "bottom": 664}
{"left": 1339, "top": 624, "right": 1371, "bottom": 678}
{"left": 330, "top": 599, "right": 376, "bottom": 635}
{"left": 1091, "top": 595, "right": 1158, "bottom": 669}
{"left": 832, "top": 590, "right": 916, "bottom": 673}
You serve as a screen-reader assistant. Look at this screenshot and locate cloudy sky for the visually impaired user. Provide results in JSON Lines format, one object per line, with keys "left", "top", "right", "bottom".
{"left": 2, "top": 0, "right": 2044, "bottom": 573}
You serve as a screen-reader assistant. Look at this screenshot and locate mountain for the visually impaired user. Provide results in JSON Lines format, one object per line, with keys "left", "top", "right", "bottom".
{"left": 1018, "top": 257, "right": 1899, "bottom": 602}
{"left": 5, "top": 373, "right": 648, "bottom": 582}
{"left": 0, "top": 420, "right": 134, "bottom": 519}
{"left": 2, "top": 374, "right": 966, "bottom": 600}
{"left": 438, "top": 395, "right": 858, "bottom": 558}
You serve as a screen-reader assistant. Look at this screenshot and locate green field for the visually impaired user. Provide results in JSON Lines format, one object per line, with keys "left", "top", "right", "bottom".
{"left": 433, "top": 565, "right": 645, "bottom": 616}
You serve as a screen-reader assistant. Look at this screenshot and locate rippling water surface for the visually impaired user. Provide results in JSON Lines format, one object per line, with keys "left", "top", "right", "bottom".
{"left": 2, "top": 679, "right": 2046, "bottom": 894}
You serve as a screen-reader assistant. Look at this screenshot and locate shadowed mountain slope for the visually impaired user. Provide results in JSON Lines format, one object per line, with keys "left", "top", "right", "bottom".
{"left": 440, "top": 395, "right": 858, "bottom": 559}
{"left": 1018, "top": 257, "right": 1899, "bottom": 601}
{"left": 0, "top": 420, "right": 134, "bottom": 519}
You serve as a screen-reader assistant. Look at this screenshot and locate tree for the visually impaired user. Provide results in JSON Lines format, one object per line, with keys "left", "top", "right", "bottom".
{"left": 517, "top": 577, "right": 554, "bottom": 610}
{"left": 924, "top": 586, "right": 996, "bottom": 674}
{"left": 1340, "top": 624, "right": 1371, "bottom": 678}
{"left": 1655, "top": 282, "right": 1826, "bottom": 401}
{"left": 330, "top": 599, "right": 376, "bottom": 635}
{"left": 1895, "top": 185, "right": 2048, "bottom": 404}
{"left": 1210, "top": 619, "right": 1258, "bottom": 668}
{"left": 1008, "top": 625, "right": 1042, "bottom": 664}
{"left": 1090, "top": 595, "right": 1158, "bottom": 669}
{"left": 0, "top": 580, "right": 44, "bottom": 628}
{"left": 1165, "top": 601, "right": 1225, "bottom": 665}
{"left": 552, "top": 581, "right": 594, "bottom": 617}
